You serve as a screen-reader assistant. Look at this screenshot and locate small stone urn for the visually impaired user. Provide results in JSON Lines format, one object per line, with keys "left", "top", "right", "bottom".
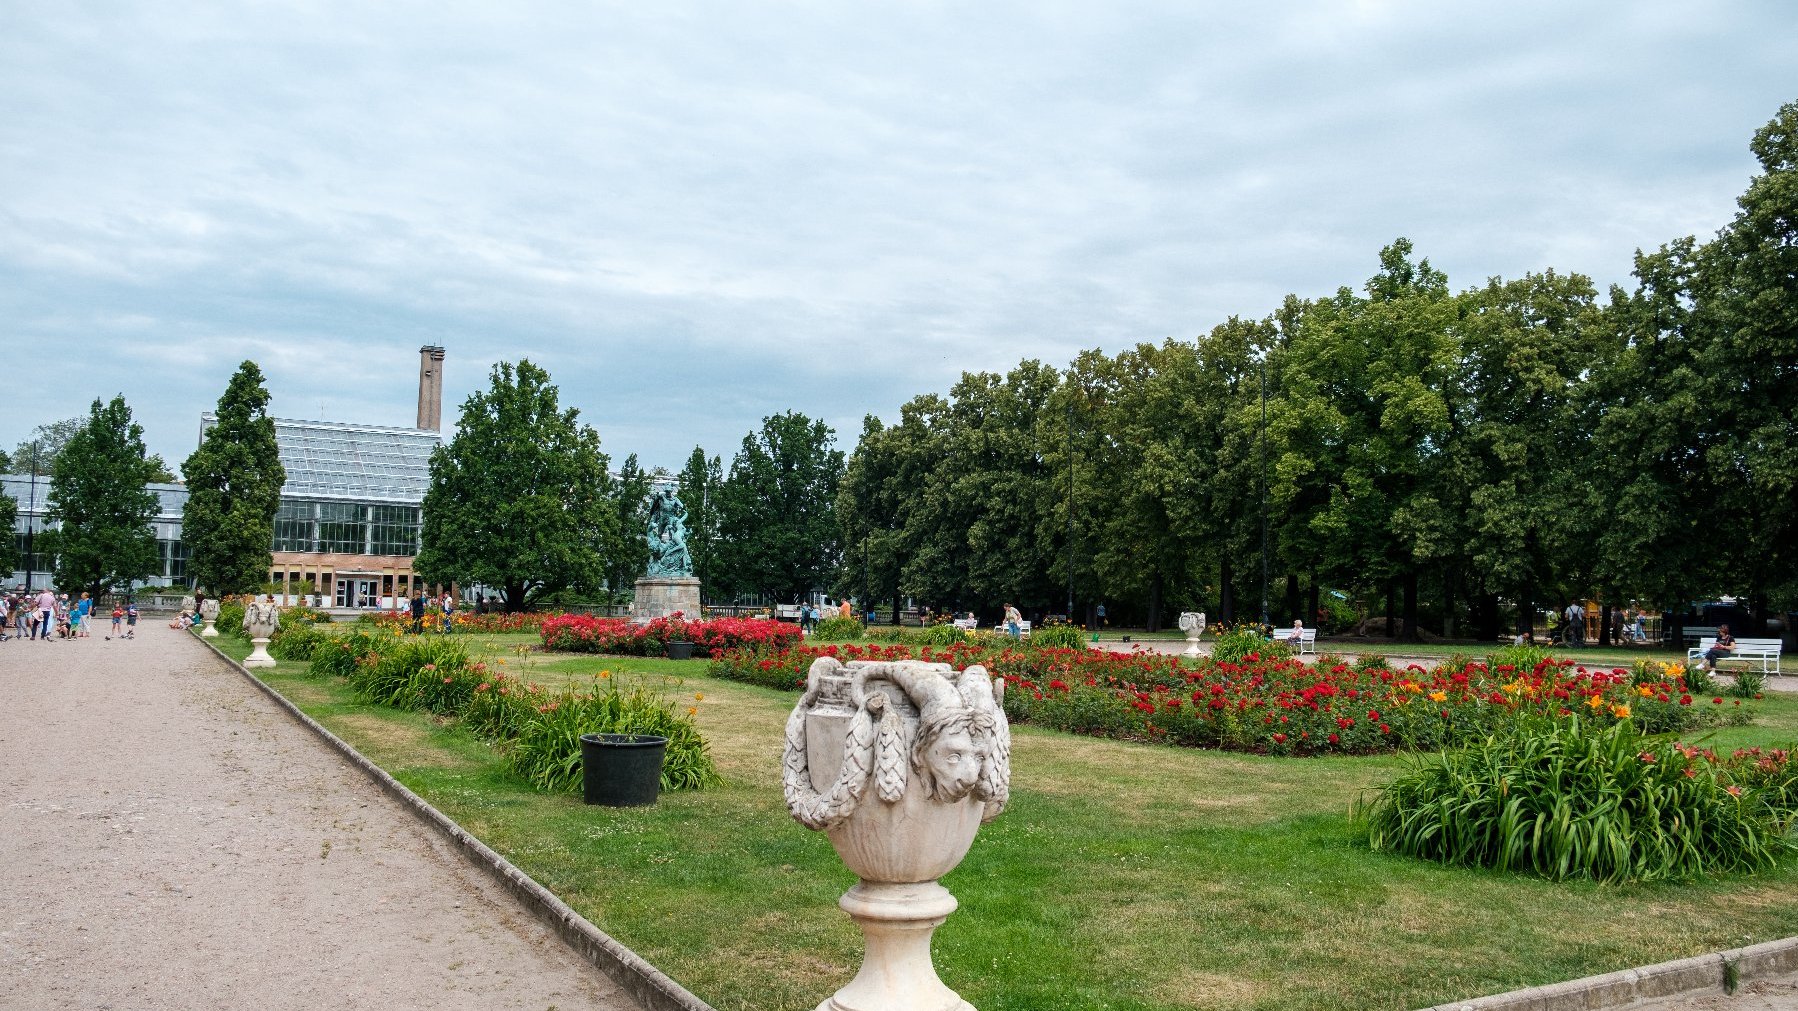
{"left": 785, "top": 658, "right": 1011, "bottom": 1011}
{"left": 242, "top": 597, "right": 281, "bottom": 667}
{"left": 198, "top": 597, "right": 221, "bottom": 638}
{"left": 1178, "top": 611, "right": 1206, "bottom": 659}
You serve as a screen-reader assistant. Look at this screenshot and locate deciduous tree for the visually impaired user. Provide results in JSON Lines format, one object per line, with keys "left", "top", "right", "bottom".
{"left": 182, "top": 361, "right": 286, "bottom": 595}
{"left": 42, "top": 397, "right": 161, "bottom": 595}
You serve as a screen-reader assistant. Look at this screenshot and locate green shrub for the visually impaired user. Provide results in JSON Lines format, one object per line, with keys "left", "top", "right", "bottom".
{"left": 1487, "top": 644, "right": 1558, "bottom": 673}
{"left": 1681, "top": 661, "right": 1717, "bottom": 696}
{"left": 1353, "top": 652, "right": 1389, "bottom": 673}
{"left": 1356, "top": 715, "right": 1798, "bottom": 883}
{"left": 1030, "top": 623, "right": 1088, "bottom": 650}
{"left": 913, "top": 622, "right": 970, "bottom": 646}
{"left": 506, "top": 675, "right": 719, "bottom": 792}
{"left": 308, "top": 629, "right": 385, "bottom": 678}
{"left": 270, "top": 620, "right": 328, "bottom": 662}
{"left": 349, "top": 637, "right": 473, "bottom": 710}
{"left": 1730, "top": 669, "right": 1767, "bottom": 698}
{"left": 1212, "top": 624, "right": 1274, "bottom": 665}
{"left": 215, "top": 600, "right": 247, "bottom": 639}
{"left": 811, "top": 615, "right": 866, "bottom": 641}
{"left": 283, "top": 603, "right": 332, "bottom": 625}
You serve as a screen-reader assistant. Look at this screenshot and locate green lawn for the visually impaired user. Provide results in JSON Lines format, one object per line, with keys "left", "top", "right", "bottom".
{"left": 204, "top": 631, "right": 1798, "bottom": 1011}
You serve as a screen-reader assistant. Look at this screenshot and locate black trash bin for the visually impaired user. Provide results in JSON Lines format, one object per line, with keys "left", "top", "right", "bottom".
{"left": 579, "top": 733, "right": 667, "bottom": 807}
{"left": 665, "top": 640, "right": 695, "bottom": 660}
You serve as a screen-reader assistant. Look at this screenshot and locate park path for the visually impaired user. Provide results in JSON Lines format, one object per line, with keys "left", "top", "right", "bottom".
{"left": 0, "top": 625, "right": 642, "bottom": 1011}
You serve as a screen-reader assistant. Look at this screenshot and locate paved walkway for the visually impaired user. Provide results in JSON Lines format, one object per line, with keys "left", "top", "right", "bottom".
{"left": 0, "top": 626, "right": 641, "bottom": 1010}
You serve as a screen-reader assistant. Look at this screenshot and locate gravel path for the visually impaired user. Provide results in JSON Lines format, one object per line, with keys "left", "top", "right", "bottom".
{"left": 0, "top": 625, "right": 642, "bottom": 1011}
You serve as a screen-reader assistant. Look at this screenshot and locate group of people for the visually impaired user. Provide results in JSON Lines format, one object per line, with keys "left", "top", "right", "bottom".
{"left": 408, "top": 589, "right": 461, "bottom": 634}
{"left": 1555, "top": 603, "right": 1655, "bottom": 646}
{"left": 796, "top": 598, "right": 856, "bottom": 633}
{"left": 2, "top": 589, "right": 137, "bottom": 641}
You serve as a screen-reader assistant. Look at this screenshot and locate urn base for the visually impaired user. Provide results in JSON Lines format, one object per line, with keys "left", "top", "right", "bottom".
{"left": 200, "top": 621, "right": 219, "bottom": 638}
{"left": 244, "top": 636, "right": 275, "bottom": 667}
{"left": 816, "top": 881, "right": 973, "bottom": 1011}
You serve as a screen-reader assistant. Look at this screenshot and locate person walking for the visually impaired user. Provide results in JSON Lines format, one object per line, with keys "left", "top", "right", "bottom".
{"left": 0, "top": 593, "right": 10, "bottom": 641}
{"left": 75, "top": 592, "right": 93, "bottom": 638}
{"left": 36, "top": 587, "right": 55, "bottom": 641}
{"left": 409, "top": 588, "right": 426, "bottom": 635}
{"left": 1004, "top": 602, "right": 1023, "bottom": 639}
{"left": 439, "top": 591, "right": 455, "bottom": 634}
{"left": 124, "top": 602, "right": 138, "bottom": 638}
{"left": 1563, "top": 601, "right": 1584, "bottom": 646}
{"left": 109, "top": 603, "right": 123, "bottom": 639}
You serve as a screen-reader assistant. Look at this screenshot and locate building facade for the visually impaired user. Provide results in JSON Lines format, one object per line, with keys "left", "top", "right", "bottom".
{"left": 4, "top": 475, "right": 188, "bottom": 591}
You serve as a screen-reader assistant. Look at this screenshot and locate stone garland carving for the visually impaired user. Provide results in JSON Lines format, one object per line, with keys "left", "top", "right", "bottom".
{"left": 242, "top": 596, "right": 281, "bottom": 667}
{"left": 784, "top": 658, "right": 1011, "bottom": 1011}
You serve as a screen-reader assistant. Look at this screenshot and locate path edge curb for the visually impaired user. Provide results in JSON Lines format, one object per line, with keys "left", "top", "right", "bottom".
{"left": 191, "top": 633, "right": 716, "bottom": 1011}
{"left": 1416, "top": 934, "right": 1798, "bottom": 1010}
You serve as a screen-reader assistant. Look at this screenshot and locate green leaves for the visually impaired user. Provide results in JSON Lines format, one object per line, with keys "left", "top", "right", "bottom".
{"left": 182, "top": 361, "right": 285, "bottom": 596}
{"left": 42, "top": 396, "right": 161, "bottom": 594}
{"left": 711, "top": 411, "right": 844, "bottom": 601}
{"left": 417, "top": 359, "right": 618, "bottom": 610}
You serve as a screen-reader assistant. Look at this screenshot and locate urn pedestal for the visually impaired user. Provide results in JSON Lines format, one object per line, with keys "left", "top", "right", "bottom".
{"left": 199, "top": 599, "right": 221, "bottom": 638}
{"left": 789, "top": 660, "right": 1009, "bottom": 1011}
{"left": 244, "top": 636, "right": 275, "bottom": 667}
{"left": 1178, "top": 611, "right": 1206, "bottom": 659}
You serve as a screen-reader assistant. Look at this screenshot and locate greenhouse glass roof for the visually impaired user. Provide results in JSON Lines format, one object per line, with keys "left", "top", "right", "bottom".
{"left": 201, "top": 415, "right": 440, "bottom": 505}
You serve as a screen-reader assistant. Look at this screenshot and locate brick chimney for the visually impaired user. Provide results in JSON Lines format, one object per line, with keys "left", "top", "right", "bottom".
{"left": 417, "top": 345, "right": 446, "bottom": 431}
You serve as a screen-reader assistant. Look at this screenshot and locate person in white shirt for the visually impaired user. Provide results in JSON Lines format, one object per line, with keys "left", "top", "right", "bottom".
{"left": 36, "top": 588, "right": 56, "bottom": 641}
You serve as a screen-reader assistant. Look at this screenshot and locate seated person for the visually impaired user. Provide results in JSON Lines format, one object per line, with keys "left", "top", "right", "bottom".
{"left": 1282, "top": 619, "right": 1306, "bottom": 645}
{"left": 1701, "top": 624, "right": 1736, "bottom": 673}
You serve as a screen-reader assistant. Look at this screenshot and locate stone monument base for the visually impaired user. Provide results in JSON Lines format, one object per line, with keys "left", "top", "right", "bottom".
{"left": 632, "top": 576, "right": 702, "bottom": 622}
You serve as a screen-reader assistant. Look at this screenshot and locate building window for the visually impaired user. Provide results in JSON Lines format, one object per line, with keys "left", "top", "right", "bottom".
{"left": 317, "top": 502, "right": 366, "bottom": 554}
{"left": 368, "top": 504, "right": 421, "bottom": 556}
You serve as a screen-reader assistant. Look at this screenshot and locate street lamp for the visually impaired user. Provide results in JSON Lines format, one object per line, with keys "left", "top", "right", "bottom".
{"left": 1259, "top": 356, "right": 1269, "bottom": 628}
{"left": 1065, "top": 402, "right": 1075, "bottom": 622}
{"left": 24, "top": 440, "right": 41, "bottom": 594}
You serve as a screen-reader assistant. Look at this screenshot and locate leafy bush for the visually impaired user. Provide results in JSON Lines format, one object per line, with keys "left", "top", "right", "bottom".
{"left": 215, "top": 599, "right": 247, "bottom": 638}
{"left": 1729, "top": 669, "right": 1768, "bottom": 698}
{"left": 270, "top": 620, "right": 329, "bottom": 662}
{"left": 1212, "top": 624, "right": 1274, "bottom": 665}
{"left": 1353, "top": 652, "right": 1388, "bottom": 672}
{"left": 912, "top": 622, "right": 970, "bottom": 646}
{"left": 507, "top": 675, "right": 719, "bottom": 792}
{"left": 1356, "top": 716, "right": 1798, "bottom": 882}
{"left": 307, "top": 629, "right": 386, "bottom": 678}
{"left": 811, "top": 615, "right": 867, "bottom": 642}
{"left": 1031, "top": 623, "right": 1089, "bottom": 650}
{"left": 283, "top": 604, "right": 332, "bottom": 625}
{"left": 1487, "top": 644, "right": 1557, "bottom": 673}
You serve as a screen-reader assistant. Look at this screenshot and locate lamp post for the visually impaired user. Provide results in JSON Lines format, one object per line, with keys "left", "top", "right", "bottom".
{"left": 24, "top": 440, "right": 41, "bottom": 593}
{"left": 1259, "top": 357, "right": 1269, "bottom": 628}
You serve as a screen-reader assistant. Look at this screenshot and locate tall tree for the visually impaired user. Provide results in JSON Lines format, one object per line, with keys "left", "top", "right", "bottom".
{"left": 12, "top": 418, "right": 85, "bottom": 476}
{"left": 675, "top": 446, "right": 724, "bottom": 594}
{"left": 600, "top": 454, "right": 655, "bottom": 600}
{"left": 42, "top": 397, "right": 161, "bottom": 595}
{"left": 416, "top": 360, "right": 616, "bottom": 611}
{"left": 713, "top": 412, "right": 844, "bottom": 602}
{"left": 182, "top": 361, "right": 287, "bottom": 595}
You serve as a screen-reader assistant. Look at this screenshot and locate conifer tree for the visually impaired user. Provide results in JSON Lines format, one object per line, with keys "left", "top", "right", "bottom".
{"left": 43, "top": 397, "right": 161, "bottom": 595}
{"left": 182, "top": 361, "right": 286, "bottom": 595}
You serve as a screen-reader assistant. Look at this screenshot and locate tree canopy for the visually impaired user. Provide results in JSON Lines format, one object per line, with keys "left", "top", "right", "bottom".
{"left": 42, "top": 397, "right": 161, "bottom": 595}
{"left": 710, "top": 412, "right": 844, "bottom": 602}
{"left": 416, "top": 360, "right": 618, "bottom": 611}
{"left": 182, "top": 361, "right": 286, "bottom": 595}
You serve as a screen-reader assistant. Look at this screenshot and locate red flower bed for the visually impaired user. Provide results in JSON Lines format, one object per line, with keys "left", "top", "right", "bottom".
{"left": 708, "top": 643, "right": 1746, "bottom": 757}
{"left": 540, "top": 612, "right": 799, "bottom": 658}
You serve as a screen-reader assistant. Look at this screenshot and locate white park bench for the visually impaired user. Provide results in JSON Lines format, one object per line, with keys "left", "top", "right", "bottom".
{"left": 774, "top": 604, "right": 803, "bottom": 622}
{"left": 952, "top": 616, "right": 978, "bottom": 631}
{"left": 1276, "top": 626, "right": 1318, "bottom": 656}
{"left": 1687, "top": 637, "right": 1784, "bottom": 675}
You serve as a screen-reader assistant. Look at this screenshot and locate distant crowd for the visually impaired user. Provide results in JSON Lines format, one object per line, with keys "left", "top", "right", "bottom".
{"left": 2, "top": 589, "right": 138, "bottom": 641}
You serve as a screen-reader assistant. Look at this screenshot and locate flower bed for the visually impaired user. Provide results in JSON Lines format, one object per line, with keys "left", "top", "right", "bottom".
{"left": 305, "top": 628, "right": 718, "bottom": 792}
{"left": 539, "top": 613, "right": 799, "bottom": 657}
{"left": 359, "top": 609, "right": 550, "bottom": 634}
{"left": 709, "top": 643, "right": 1750, "bottom": 756}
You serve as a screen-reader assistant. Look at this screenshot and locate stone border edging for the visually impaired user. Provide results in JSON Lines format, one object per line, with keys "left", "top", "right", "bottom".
{"left": 190, "top": 633, "right": 716, "bottom": 1011}
{"left": 1418, "top": 935, "right": 1798, "bottom": 1010}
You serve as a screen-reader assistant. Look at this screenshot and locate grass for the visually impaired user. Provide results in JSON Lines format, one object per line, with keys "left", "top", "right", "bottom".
{"left": 202, "top": 630, "right": 1798, "bottom": 1011}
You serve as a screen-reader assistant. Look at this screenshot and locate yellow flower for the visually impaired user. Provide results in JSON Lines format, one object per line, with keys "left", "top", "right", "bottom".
{"left": 1429, "top": 691, "right": 1447, "bottom": 703}
{"left": 598, "top": 670, "right": 611, "bottom": 679}
{"left": 1636, "top": 685, "right": 1655, "bottom": 698}
{"left": 1611, "top": 704, "right": 1632, "bottom": 719}
{"left": 694, "top": 692, "right": 704, "bottom": 701}
{"left": 687, "top": 707, "right": 698, "bottom": 717}
{"left": 1586, "top": 695, "right": 1606, "bottom": 710}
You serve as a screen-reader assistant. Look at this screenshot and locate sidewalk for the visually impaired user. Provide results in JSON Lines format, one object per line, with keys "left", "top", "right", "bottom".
{"left": 0, "top": 627, "right": 642, "bottom": 1010}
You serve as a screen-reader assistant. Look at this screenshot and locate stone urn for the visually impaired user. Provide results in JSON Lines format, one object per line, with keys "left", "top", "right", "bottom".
{"left": 198, "top": 597, "right": 221, "bottom": 638}
{"left": 1178, "top": 611, "right": 1206, "bottom": 659}
{"left": 242, "top": 597, "right": 281, "bottom": 667}
{"left": 785, "top": 658, "right": 1010, "bottom": 1011}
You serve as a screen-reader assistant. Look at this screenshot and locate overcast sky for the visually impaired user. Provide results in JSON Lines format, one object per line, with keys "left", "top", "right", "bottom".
{"left": 2, "top": 2, "right": 1790, "bottom": 475}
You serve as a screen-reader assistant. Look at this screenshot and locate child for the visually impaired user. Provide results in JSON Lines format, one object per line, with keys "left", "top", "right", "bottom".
{"left": 109, "top": 605, "right": 124, "bottom": 639}
{"left": 125, "top": 603, "right": 138, "bottom": 638}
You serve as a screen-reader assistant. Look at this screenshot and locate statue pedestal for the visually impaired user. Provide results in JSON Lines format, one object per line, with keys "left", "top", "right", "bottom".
{"left": 245, "top": 636, "right": 275, "bottom": 667}
{"left": 1178, "top": 612, "right": 1206, "bottom": 659}
{"left": 200, "top": 620, "right": 219, "bottom": 638}
{"left": 632, "top": 576, "right": 701, "bottom": 622}
{"left": 818, "top": 881, "right": 972, "bottom": 1011}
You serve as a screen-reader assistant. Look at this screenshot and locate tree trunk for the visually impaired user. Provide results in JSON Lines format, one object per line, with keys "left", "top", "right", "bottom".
{"left": 1518, "top": 582, "right": 1534, "bottom": 643}
{"left": 1219, "top": 559, "right": 1235, "bottom": 625}
{"left": 1401, "top": 572, "right": 1420, "bottom": 641}
{"left": 1599, "top": 603, "right": 1613, "bottom": 646}
{"left": 1146, "top": 573, "right": 1164, "bottom": 633}
{"left": 1441, "top": 567, "right": 1456, "bottom": 640}
{"left": 1284, "top": 574, "right": 1300, "bottom": 625}
{"left": 1307, "top": 580, "right": 1320, "bottom": 631}
{"left": 1385, "top": 582, "right": 1397, "bottom": 639}
{"left": 1476, "top": 592, "right": 1499, "bottom": 642}
{"left": 505, "top": 582, "right": 527, "bottom": 613}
